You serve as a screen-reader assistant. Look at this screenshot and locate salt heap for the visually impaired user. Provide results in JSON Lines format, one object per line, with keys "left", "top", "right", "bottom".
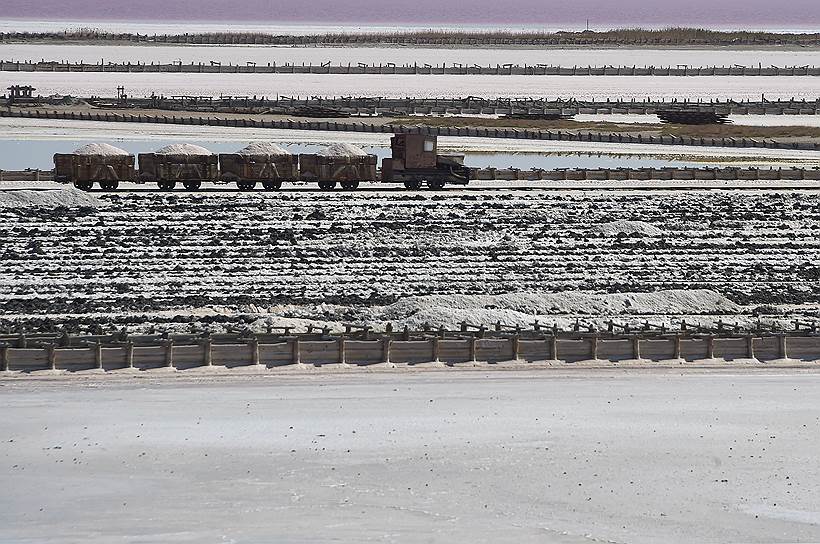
{"left": 319, "top": 143, "right": 368, "bottom": 157}
{"left": 377, "top": 289, "right": 738, "bottom": 330}
{"left": 72, "top": 143, "right": 130, "bottom": 156}
{"left": 155, "top": 143, "right": 212, "bottom": 156}
{"left": 0, "top": 187, "right": 105, "bottom": 208}
{"left": 237, "top": 142, "right": 290, "bottom": 156}
{"left": 592, "top": 220, "right": 663, "bottom": 236}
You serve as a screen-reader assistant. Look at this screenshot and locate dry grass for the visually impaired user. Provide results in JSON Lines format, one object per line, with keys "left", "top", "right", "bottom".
{"left": 3, "top": 27, "right": 820, "bottom": 47}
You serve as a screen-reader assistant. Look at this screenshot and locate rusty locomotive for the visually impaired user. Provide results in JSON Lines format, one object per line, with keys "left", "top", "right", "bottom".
{"left": 53, "top": 134, "right": 470, "bottom": 191}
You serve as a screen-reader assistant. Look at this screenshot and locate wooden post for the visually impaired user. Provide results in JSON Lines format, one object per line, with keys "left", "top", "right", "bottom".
{"left": 673, "top": 334, "right": 682, "bottom": 359}
{"left": 747, "top": 334, "right": 756, "bottom": 360}
{"left": 632, "top": 336, "right": 641, "bottom": 360}
{"left": 48, "top": 343, "right": 56, "bottom": 370}
{"left": 92, "top": 341, "right": 103, "bottom": 369}
{"left": 432, "top": 337, "right": 440, "bottom": 363}
{"left": 125, "top": 341, "right": 134, "bottom": 368}
{"left": 549, "top": 336, "right": 558, "bottom": 361}
{"left": 338, "top": 335, "right": 346, "bottom": 365}
{"left": 292, "top": 337, "right": 301, "bottom": 365}
{"left": 382, "top": 337, "right": 391, "bottom": 364}
{"left": 165, "top": 339, "right": 174, "bottom": 368}
{"left": 512, "top": 335, "right": 521, "bottom": 360}
{"left": 0, "top": 344, "right": 8, "bottom": 371}
{"left": 590, "top": 333, "right": 599, "bottom": 360}
{"left": 203, "top": 338, "right": 212, "bottom": 366}
{"left": 778, "top": 333, "right": 788, "bottom": 360}
{"left": 706, "top": 335, "right": 715, "bottom": 359}
{"left": 469, "top": 336, "right": 477, "bottom": 362}
{"left": 250, "top": 337, "right": 260, "bottom": 366}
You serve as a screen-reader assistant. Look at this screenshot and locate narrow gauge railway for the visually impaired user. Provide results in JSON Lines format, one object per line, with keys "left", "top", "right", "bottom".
{"left": 54, "top": 133, "right": 470, "bottom": 192}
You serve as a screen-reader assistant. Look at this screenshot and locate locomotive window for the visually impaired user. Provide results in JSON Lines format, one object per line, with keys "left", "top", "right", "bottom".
{"left": 423, "top": 139, "right": 434, "bottom": 152}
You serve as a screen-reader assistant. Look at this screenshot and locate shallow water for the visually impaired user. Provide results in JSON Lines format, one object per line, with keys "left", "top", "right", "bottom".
{"left": 2, "top": 72, "right": 817, "bottom": 101}
{"left": 4, "top": 43, "right": 820, "bottom": 68}
{"left": 0, "top": 138, "right": 712, "bottom": 170}
{"left": 2, "top": 118, "right": 817, "bottom": 168}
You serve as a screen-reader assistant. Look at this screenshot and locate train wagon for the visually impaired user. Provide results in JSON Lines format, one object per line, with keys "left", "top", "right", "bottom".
{"left": 53, "top": 143, "right": 135, "bottom": 191}
{"left": 381, "top": 133, "right": 470, "bottom": 189}
{"left": 298, "top": 143, "right": 378, "bottom": 190}
{"left": 218, "top": 142, "right": 299, "bottom": 191}
{"left": 137, "top": 144, "right": 218, "bottom": 190}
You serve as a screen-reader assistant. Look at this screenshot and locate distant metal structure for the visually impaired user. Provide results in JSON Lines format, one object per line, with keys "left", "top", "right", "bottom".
{"left": 6, "top": 84, "right": 35, "bottom": 105}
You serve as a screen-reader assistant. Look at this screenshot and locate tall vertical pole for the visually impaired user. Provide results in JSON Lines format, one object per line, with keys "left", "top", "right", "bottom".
{"left": 292, "top": 337, "right": 301, "bottom": 365}
{"left": 126, "top": 341, "right": 134, "bottom": 369}
{"left": 95, "top": 341, "right": 103, "bottom": 370}
{"left": 338, "top": 335, "right": 346, "bottom": 365}
{"left": 250, "top": 336, "right": 260, "bottom": 366}
{"left": 165, "top": 339, "right": 174, "bottom": 368}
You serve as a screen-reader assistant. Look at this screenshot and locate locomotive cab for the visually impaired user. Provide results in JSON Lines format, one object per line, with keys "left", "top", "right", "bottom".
{"left": 381, "top": 134, "right": 469, "bottom": 190}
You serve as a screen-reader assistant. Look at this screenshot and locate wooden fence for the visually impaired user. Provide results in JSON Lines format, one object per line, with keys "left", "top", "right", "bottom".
{"left": 4, "top": 61, "right": 820, "bottom": 76}
{"left": 2, "top": 332, "right": 818, "bottom": 372}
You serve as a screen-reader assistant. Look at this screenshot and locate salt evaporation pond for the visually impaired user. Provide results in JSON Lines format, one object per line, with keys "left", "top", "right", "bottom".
{"left": 5, "top": 43, "right": 820, "bottom": 68}
{"left": 0, "top": 138, "right": 806, "bottom": 171}
{"left": 2, "top": 72, "right": 817, "bottom": 101}
{"left": 2, "top": 118, "right": 816, "bottom": 168}
{"left": 574, "top": 114, "right": 820, "bottom": 127}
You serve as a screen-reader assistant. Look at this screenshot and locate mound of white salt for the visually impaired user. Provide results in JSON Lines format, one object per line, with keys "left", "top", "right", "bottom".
{"left": 237, "top": 142, "right": 290, "bottom": 156}
{"left": 377, "top": 289, "right": 738, "bottom": 329}
{"left": 0, "top": 187, "right": 105, "bottom": 208}
{"left": 73, "top": 143, "right": 130, "bottom": 156}
{"left": 155, "top": 143, "right": 212, "bottom": 156}
{"left": 319, "top": 143, "right": 368, "bottom": 157}
{"left": 592, "top": 220, "right": 663, "bottom": 236}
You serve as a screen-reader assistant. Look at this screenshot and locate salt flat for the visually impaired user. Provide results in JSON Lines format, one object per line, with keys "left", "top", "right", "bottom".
{"left": 2, "top": 72, "right": 816, "bottom": 101}
{"left": 5, "top": 43, "right": 820, "bottom": 68}
{"left": 1, "top": 370, "right": 819, "bottom": 543}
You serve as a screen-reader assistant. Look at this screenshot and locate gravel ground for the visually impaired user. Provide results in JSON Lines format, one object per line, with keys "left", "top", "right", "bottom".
{"left": 1, "top": 188, "right": 819, "bottom": 332}
{"left": 1, "top": 369, "right": 819, "bottom": 543}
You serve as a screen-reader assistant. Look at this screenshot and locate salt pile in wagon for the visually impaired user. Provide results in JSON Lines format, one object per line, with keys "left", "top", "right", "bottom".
{"left": 154, "top": 143, "right": 213, "bottom": 156}
{"left": 237, "top": 142, "right": 291, "bottom": 156}
{"left": 72, "top": 143, "right": 130, "bottom": 156}
{"left": 318, "top": 142, "right": 369, "bottom": 157}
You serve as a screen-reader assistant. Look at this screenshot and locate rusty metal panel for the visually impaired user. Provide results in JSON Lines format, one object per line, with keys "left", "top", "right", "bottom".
{"left": 392, "top": 133, "right": 437, "bottom": 169}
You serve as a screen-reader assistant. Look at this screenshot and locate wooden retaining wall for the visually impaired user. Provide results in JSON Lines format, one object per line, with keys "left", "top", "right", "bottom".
{"left": 1, "top": 333, "right": 817, "bottom": 372}
{"left": 4, "top": 61, "right": 820, "bottom": 76}
{"left": 9, "top": 96, "right": 820, "bottom": 116}
{"left": 3, "top": 109, "right": 818, "bottom": 151}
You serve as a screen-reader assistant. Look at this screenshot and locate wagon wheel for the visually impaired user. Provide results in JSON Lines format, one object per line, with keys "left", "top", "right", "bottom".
{"left": 341, "top": 180, "right": 359, "bottom": 190}
{"left": 403, "top": 179, "right": 422, "bottom": 190}
{"left": 427, "top": 179, "right": 446, "bottom": 190}
{"left": 237, "top": 181, "right": 257, "bottom": 191}
{"left": 318, "top": 181, "right": 336, "bottom": 190}
{"left": 100, "top": 181, "right": 119, "bottom": 191}
{"left": 158, "top": 181, "right": 176, "bottom": 191}
{"left": 183, "top": 181, "right": 201, "bottom": 191}
{"left": 73, "top": 180, "right": 93, "bottom": 191}
{"left": 262, "top": 180, "right": 282, "bottom": 191}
